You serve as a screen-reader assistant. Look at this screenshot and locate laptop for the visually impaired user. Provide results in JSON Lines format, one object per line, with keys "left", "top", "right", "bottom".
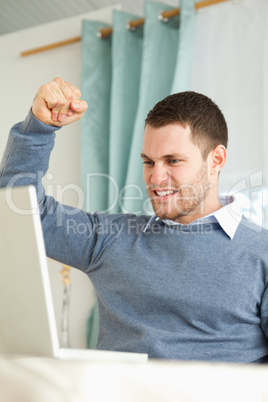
{"left": 0, "top": 185, "right": 148, "bottom": 363}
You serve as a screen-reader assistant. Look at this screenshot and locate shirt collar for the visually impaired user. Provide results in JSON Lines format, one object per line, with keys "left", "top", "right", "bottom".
{"left": 143, "top": 195, "right": 242, "bottom": 239}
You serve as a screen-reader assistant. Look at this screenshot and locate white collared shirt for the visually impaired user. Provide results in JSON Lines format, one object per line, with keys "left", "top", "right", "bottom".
{"left": 144, "top": 195, "right": 243, "bottom": 239}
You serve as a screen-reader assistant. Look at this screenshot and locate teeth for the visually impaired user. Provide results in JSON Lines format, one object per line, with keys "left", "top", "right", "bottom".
{"left": 156, "top": 190, "right": 175, "bottom": 196}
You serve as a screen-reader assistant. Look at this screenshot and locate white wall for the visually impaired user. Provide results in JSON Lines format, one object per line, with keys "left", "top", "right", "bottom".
{"left": 0, "top": 5, "right": 119, "bottom": 348}
{"left": 190, "top": 0, "right": 268, "bottom": 228}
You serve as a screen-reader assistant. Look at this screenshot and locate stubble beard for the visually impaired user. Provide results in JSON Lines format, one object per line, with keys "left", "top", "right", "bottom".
{"left": 149, "top": 165, "right": 213, "bottom": 222}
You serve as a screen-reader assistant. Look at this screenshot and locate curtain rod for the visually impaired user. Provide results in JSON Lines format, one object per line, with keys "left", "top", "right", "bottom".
{"left": 98, "top": 0, "right": 229, "bottom": 39}
{"left": 20, "top": 0, "right": 229, "bottom": 57}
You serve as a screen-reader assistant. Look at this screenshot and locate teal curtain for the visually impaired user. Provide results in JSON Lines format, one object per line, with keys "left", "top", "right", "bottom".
{"left": 171, "top": 0, "right": 196, "bottom": 93}
{"left": 81, "top": 0, "right": 197, "bottom": 348}
{"left": 81, "top": 20, "right": 112, "bottom": 213}
{"left": 122, "top": 1, "right": 180, "bottom": 215}
{"left": 108, "top": 10, "right": 143, "bottom": 213}
{"left": 85, "top": 294, "right": 99, "bottom": 349}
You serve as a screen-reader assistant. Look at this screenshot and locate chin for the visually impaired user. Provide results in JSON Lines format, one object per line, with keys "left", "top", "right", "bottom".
{"left": 151, "top": 205, "right": 180, "bottom": 221}
{"left": 151, "top": 201, "right": 200, "bottom": 222}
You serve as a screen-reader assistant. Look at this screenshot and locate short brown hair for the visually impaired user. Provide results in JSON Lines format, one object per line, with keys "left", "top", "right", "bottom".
{"left": 145, "top": 91, "right": 228, "bottom": 159}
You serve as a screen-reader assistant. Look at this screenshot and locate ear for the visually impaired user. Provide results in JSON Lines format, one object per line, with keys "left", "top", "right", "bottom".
{"left": 209, "top": 145, "right": 227, "bottom": 175}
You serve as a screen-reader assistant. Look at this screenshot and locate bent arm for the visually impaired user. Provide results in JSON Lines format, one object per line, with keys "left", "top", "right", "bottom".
{"left": 0, "top": 110, "right": 58, "bottom": 199}
{"left": 0, "top": 77, "right": 87, "bottom": 197}
{"left": 0, "top": 77, "right": 104, "bottom": 271}
{"left": 0, "top": 110, "right": 100, "bottom": 271}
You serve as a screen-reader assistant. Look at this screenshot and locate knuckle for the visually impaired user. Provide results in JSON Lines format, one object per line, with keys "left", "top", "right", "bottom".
{"left": 74, "top": 88, "right": 81, "bottom": 98}
{"left": 53, "top": 76, "right": 63, "bottom": 83}
{"left": 39, "top": 83, "right": 50, "bottom": 93}
{"left": 57, "top": 98, "right": 67, "bottom": 108}
{"left": 67, "top": 91, "right": 74, "bottom": 101}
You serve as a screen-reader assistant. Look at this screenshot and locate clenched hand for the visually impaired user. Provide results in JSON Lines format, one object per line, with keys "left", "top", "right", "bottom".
{"left": 32, "top": 77, "right": 88, "bottom": 127}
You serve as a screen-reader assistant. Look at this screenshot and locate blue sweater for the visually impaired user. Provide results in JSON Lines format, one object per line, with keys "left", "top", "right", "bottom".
{"left": 1, "top": 111, "right": 268, "bottom": 362}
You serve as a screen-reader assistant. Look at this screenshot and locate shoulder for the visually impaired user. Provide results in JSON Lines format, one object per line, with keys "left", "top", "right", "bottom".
{"left": 237, "top": 216, "right": 268, "bottom": 246}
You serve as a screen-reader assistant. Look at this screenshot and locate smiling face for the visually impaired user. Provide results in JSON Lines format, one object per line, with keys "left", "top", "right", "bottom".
{"left": 141, "top": 124, "right": 222, "bottom": 224}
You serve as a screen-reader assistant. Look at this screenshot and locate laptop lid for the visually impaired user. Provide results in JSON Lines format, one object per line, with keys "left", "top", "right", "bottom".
{"left": 0, "top": 185, "right": 148, "bottom": 363}
{"left": 0, "top": 185, "right": 59, "bottom": 357}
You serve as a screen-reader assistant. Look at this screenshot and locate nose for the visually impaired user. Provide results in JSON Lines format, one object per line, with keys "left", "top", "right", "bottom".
{"left": 150, "top": 164, "right": 170, "bottom": 185}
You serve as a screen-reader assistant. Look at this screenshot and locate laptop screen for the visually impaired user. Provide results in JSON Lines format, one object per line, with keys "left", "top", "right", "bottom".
{"left": 0, "top": 185, "right": 59, "bottom": 357}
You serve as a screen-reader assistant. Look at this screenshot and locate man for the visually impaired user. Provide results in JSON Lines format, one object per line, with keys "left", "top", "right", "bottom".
{"left": 1, "top": 77, "right": 268, "bottom": 363}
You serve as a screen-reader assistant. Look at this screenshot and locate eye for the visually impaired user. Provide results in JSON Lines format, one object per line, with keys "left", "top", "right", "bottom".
{"left": 142, "top": 160, "right": 154, "bottom": 166}
{"left": 169, "top": 159, "right": 180, "bottom": 164}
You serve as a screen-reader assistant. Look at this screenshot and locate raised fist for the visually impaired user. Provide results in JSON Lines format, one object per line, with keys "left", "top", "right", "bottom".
{"left": 32, "top": 77, "right": 88, "bottom": 126}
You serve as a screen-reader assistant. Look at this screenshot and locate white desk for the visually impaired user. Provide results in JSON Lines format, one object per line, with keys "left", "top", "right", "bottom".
{"left": 0, "top": 357, "right": 268, "bottom": 401}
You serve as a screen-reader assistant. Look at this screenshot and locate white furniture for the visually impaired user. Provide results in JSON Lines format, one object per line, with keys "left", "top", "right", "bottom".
{"left": 0, "top": 357, "right": 268, "bottom": 402}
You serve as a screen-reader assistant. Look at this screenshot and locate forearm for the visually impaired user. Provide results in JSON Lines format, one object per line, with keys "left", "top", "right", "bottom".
{"left": 0, "top": 109, "right": 100, "bottom": 270}
{"left": 0, "top": 77, "right": 87, "bottom": 192}
{"left": 0, "top": 110, "right": 60, "bottom": 201}
{"left": 0, "top": 76, "right": 87, "bottom": 193}
{"left": 0, "top": 80, "right": 93, "bottom": 269}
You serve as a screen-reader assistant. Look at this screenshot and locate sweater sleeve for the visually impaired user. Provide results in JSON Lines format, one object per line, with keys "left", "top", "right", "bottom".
{"left": 261, "top": 283, "right": 268, "bottom": 339}
{"left": 0, "top": 111, "right": 100, "bottom": 271}
{"left": 0, "top": 109, "right": 58, "bottom": 196}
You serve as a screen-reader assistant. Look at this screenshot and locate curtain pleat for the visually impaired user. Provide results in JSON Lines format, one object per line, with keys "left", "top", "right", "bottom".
{"left": 108, "top": 10, "right": 143, "bottom": 213}
{"left": 81, "top": 20, "right": 112, "bottom": 213}
{"left": 171, "top": 0, "right": 196, "bottom": 93}
{"left": 122, "top": 0, "right": 180, "bottom": 215}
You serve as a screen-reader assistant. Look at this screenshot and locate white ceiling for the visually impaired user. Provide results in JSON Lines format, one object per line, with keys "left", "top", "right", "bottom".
{"left": 0, "top": 0, "right": 179, "bottom": 36}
